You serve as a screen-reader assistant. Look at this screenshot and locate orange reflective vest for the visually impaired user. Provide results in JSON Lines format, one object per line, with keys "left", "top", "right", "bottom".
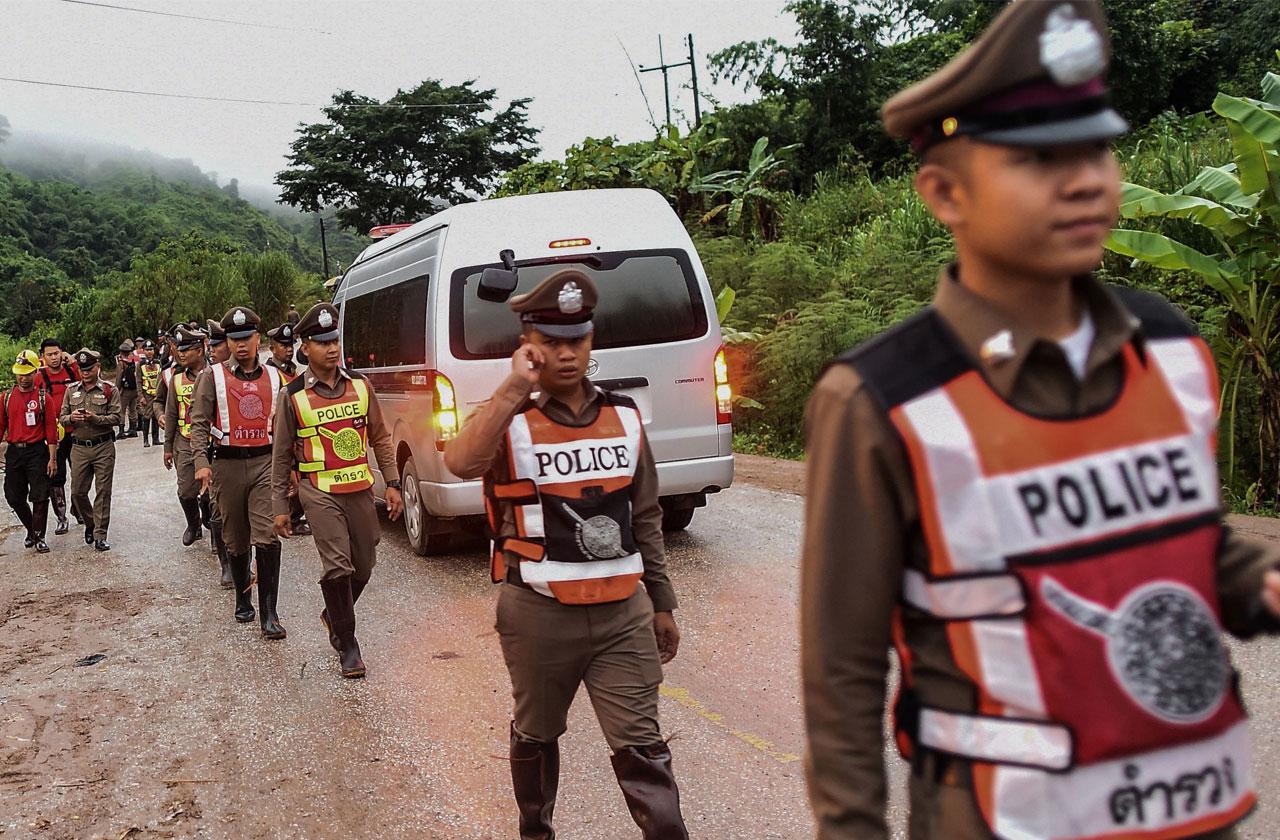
{"left": 173, "top": 370, "right": 197, "bottom": 439}
{"left": 210, "top": 363, "right": 280, "bottom": 446}
{"left": 288, "top": 375, "right": 373, "bottom": 493}
{"left": 839, "top": 290, "right": 1253, "bottom": 839}
{"left": 486, "top": 392, "right": 645, "bottom": 606}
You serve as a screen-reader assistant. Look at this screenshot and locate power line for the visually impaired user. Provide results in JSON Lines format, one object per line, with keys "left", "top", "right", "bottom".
{"left": 0, "top": 76, "right": 488, "bottom": 109}
{"left": 55, "top": 0, "right": 333, "bottom": 35}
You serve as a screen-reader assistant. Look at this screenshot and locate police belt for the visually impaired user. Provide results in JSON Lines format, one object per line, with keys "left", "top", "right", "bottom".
{"left": 212, "top": 444, "right": 272, "bottom": 460}
{"left": 8, "top": 440, "right": 49, "bottom": 449}
{"left": 73, "top": 435, "right": 114, "bottom": 447}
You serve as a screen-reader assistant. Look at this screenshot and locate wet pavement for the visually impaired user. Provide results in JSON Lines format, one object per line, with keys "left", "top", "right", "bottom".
{"left": 1, "top": 442, "right": 1279, "bottom": 838}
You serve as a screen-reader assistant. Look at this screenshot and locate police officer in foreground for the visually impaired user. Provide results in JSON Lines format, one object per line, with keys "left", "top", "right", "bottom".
{"left": 37, "top": 338, "right": 80, "bottom": 535}
{"left": 190, "top": 307, "right": 287, "bottom": 637}
{"left": 163, "top": 326, "right": 212, "bottom": 554}
{"left": 801, "top": 3, "right": 1280, "bottom": 839}
{"left": 266, "top": 322, "right": 311, "bottom": 537}
{"left": 59, "top": 349, "right": 120, "bottom": 551}
{"left": 2, "top": 351, "right": 58, "bottom": 553}
{"left": 270, "top": 303, "right": 402, "bottom": 678}
{"left": 445, "top": 270, "right": 688, "bottom": 840}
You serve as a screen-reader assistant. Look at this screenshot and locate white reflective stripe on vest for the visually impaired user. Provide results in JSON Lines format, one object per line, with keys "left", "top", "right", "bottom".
{"left": 517, "top": 553, "right": 645, "bottom": 599}
{"left": 211, "top": 362, "right": 280, "bottom": 443}
{"left": 1149, "top": 337, "right": 1219, "bottom": 439}
{"left": 918, "top": 707, "right": 1072, "bottom": 771}
{"left": 506, "top": 413, "right": 545, "bottom": 539}
{"left": 902, "top": 569, "right": 1024, "bottom": 619}
{"left": 162, "top": 368, "right": 173, "bottom": 387}
{"left": 986, "top": 720, "right": 1253, "bottom": 840}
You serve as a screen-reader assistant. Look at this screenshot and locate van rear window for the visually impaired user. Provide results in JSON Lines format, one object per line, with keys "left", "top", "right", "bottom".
{"left": 450, "top": 249, "right": 707, "bottom": 359}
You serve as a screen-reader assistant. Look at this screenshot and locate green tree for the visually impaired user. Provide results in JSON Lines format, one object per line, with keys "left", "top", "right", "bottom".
{"left": 693, "top": 137, "right": 800, "bottom": 239}
{"left": 276, "top": 80, "right": 540, "bottom": 232}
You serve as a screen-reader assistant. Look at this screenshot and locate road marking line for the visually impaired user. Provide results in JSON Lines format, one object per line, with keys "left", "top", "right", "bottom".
{"left": 660, "top": 684, "right": 801, "bottom": 764}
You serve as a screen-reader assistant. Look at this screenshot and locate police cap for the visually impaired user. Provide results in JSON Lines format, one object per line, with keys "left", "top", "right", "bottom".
{"left": 509, "top": 269, "right": 598, "bottom": 339}
{"left": 220, "top": 306, "right": 261, "bottom": 340}
{"left": 295, "top": 303, "right": 341, "bottom": 343}
{"left": 881, "top": 0, "right": 1127, "bottom": 153}
{"left": 118, "top": 340, "right": 134, "bottom": 354}
{"left": 174, "top": 325, "right": 207, "bottom": 351}
{"left": 267, "top": 322, "right": 297, "bottom": 346}
{"left": 206, "top": 319, "right": 227, "bottom": 346}
{"left": 75, "top": 348, "right": 100, "bottom": 368}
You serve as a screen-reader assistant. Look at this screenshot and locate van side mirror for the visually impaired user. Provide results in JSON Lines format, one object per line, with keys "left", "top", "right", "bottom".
{"left": 478, "top": 267, "right": 519, "bottom": 302}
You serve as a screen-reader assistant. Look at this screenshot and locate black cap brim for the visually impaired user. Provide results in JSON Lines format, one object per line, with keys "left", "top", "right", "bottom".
{"left": 303, "top": 328, "right": 340, "bottom": 342}
{"left": 529, "top": 320, "right": 593, "bottom": 339}
{"left": 208, "top": 336, "right": 227, "bottom": 346}
{"left": 976, "top": 108, "right": 1129, "bottom": 147}
{"left": 177, "top": 342, "right": 202, "bottom": 351}
{"left": 224, "top": 328, "right": 258, "bottom": 340}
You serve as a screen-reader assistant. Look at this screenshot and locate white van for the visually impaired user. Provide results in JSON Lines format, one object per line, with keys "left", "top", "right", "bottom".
{"left": 333, "top": 188, "right": 735, "bottom": 554}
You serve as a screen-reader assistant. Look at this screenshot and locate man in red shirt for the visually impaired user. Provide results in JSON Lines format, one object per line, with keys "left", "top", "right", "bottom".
{"left": 38, "top": 338, "right": 80, "bottom": 534}
{"left": 3, "top": 351, "right": 59, "bottom": 553}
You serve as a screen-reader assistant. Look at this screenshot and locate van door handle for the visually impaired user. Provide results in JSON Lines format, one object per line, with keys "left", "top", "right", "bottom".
{"left": 594, "top": 377, "right": 649, "bottom": 390}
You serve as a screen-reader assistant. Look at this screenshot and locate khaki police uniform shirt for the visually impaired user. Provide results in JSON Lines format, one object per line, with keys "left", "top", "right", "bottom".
{"left": 269, "top": 367, "right": 398, "bottom": 517}
{"left": 445, "top": 373, "right": 678, "bottom": 613}
{"left": 188, "top": 360, "right": 277, "bottom": 473}
{"left": 58, "top": 378, "right": 122, "bottom": 440}
{"left": 801, "top": 267, "right": 1280, "bottom": 840}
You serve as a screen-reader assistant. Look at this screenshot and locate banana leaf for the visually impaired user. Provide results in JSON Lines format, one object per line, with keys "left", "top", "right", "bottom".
{"left": 1213, "top": 94, "right": 1280, "bottom": 203}
{"left": 1263, "top": 72, "right": 1280, "bottom": 108}
{"left": 1118, "top": 182, "right": 1247, "bottom": 234}
{"left": 715, "top": 286, "right": 736, "bottom": 323}
{"left": 1106, "top": 229, "right": 1243, "bottom": 296}
{"left": 1182, "top": 165, "right": 1256, "bottom": 210}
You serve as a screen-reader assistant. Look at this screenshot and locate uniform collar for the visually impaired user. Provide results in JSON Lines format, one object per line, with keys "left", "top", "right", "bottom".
{"left": 932, "top": 264, "right": 1144, "bottom": 399}
{"left": 304, "top": 367, "right": 350, "bottom": 391}
{"left": 534, "top": 378, "right": 601, "bottom": 414}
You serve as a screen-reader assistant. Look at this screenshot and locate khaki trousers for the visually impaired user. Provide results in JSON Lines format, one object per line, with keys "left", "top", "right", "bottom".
{"left": 172, "top": 435, "right": 199, "bottom": 499}
{"left": 496, "top": 584, "right": 664, "bottom": 751}
{"left": 212, "top": 454, "right": 275, "bottom": 554}
{"left": 70, "top": 439, "right": 115, "bottom": 541}
{"left": 296, "top": 481, "right": 379, "bottom": 582}
{"left": 120, "top": 389, "right": 138, "bottom": 428}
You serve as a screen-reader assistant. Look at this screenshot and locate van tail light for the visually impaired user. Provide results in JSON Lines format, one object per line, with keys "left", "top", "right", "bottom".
{"left": 434, "top": 372, "right": 460, "bottom": 450}
{"left": 714, "top": 346, "right": 732, "bottom": 425}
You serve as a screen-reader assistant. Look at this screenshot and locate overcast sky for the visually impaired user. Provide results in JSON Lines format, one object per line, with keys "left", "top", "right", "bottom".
{"left": 0, "top": 0, "right": 796, "bottom": 193}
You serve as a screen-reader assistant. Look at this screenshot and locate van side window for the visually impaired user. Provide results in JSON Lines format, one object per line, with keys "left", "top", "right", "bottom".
{"left": 342, "top": 274, "right": 430, "bottom": 368}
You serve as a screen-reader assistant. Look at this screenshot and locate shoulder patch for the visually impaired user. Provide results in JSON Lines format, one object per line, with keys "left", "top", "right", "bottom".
{"left": 834, "top": 307, "right": 972, "bottom": 410}
{"left": 601, "top": 390, "right": 638, "bottom": 410}
{"left": 1108, "top": 284, "right": 1198, "bottom": 339}
{"left": 286, "top": 375, "right": 308, "bottom": 397}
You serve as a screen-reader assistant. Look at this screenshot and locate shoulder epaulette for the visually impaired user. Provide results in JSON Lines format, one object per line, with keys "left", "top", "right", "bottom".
{"left": 1108, "top": 284, "right": 1198, "bottom": 339}
{"left": 834, "top": 306, "right": 973, "bottom": 411}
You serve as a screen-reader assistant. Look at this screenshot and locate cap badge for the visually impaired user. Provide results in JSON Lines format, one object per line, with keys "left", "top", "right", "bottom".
{"left": 318, "top": 310, "right": 334, "bottom": 328}
{"left": 1039, "top": 4, "right": 1105, "bottom": 86}
{"left": 233, "top": 309, "right": 247, "bottom": 326}
{"left": 558, "top": 281, "right": 584, "bottom": 315}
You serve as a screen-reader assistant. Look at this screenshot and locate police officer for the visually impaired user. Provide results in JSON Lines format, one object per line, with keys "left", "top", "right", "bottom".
{"left": 801, "top": 3, "right": 1280, "bottom": 838}
{"left": 2, "top": 351, "right": 58, "bottom": 553}
{"left": 59, "top": 349, "right": 120, "bottom": 551}
{"left": 37, "top": 338, "right": 80, "bottom": 534}
{"left": 163, "top": 326, "right": 211, "bottom": 554}
{"left": 190, "top": 307, "right": 287, "bottom": 638}
{"left": 115, "top": 340, "right": 139, "bottom": 439}
{"left": 206, "top": 319, "right": 231, "bottom": 366}
{"left": 266, "top": 322, "right": 311, "bottom": 537}
{"left": 270, "top": 303, "right": 402, "bottom": 678}
{"left": 445, "top": 270, "right": 688, "bottom": 840}
{"left": 137, "top": 340, "right": 162, "bottom": 447}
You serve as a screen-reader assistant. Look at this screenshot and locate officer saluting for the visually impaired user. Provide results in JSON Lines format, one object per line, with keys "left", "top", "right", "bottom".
{"left": 58, "top": 349, "right": 120, "bottom": 551}
{"left": 445, "top": 270, "right": 687, "bottom": 840}
{"left": 189, "top": 307, "right": 287, "bottom": 638}
{"left": 802, "top": 3, "right": 1280, "bottom": 839}
{"left": 270, "top": 303, "right": 402, "bottom": 679}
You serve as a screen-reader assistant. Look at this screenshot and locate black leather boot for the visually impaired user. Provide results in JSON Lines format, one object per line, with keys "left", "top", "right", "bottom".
{"left": 51, "top": 486, "right": 69, "bottom": 535}
{"left": 609, "top": 743, "right": 689, "bottom": 840}
{"left": 141, "top": 417, "right": 151, "bottom": 447}
{"left": 319, "top": 576, "right": 365, "bottom": 678}
{"left": 510, "top": 723, "right": 559, "bottom": 840}
{"left": 212, "top": 523, "right": 233, "bottom": 588}
{"left": 256, "top": 544, "right": 286, "bottom": 640}
{"left": 31, "top": 499, "right": 50, "bottom": 553}
{"left": 320, "top": 576, "right": 366, "bottom": 652}
{"left": 229, "top": 552, "right": 255, "bottom": 623}
{"left": 179, "top": 496, "right": 203, "bottom": 546}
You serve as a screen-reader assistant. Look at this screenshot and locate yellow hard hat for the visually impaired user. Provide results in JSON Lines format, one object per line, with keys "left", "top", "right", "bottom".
{"left": 11, "top": 350, "right": 39, "bottom": 375}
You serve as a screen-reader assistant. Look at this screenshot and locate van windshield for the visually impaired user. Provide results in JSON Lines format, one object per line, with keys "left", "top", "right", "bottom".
{"left": 450, "top": 248, "right": 707, "bottom": 359}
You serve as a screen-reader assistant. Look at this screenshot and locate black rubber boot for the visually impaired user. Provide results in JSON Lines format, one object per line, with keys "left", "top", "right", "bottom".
{"left": 256, "top": 544, "right": 286, "bottom": 640}
{"left": 51, "top": 486, "right": 69, "bottom": 535}
{"left": 319, "top": 576, "right": 365, "bottom": 678}
{"left": 609, "top": 743, "right": 689, "bottom": 840}
{"left": 229, "top": 552, "right": 255, "bottom": 623}
{"left": 320, "top": 577, "right": 366, "bottom": 652}
{"left": 510, "top": 723, "right": 559, "bottom": 840}
{"left": 179, "top": 496, "right": 203, "bottom": 546}
{"left": 212, "top": 523, "right": 233, "bottom": 588}
{"left": 141, "top": 417, "right": 151, "bottom": 447}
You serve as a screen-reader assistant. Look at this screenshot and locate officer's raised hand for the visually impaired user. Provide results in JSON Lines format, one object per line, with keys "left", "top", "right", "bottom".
{"left": 273, "top": 513, "right": 292, "bottom": 539}
{"left": 512, "top": 343, "right": 545, "bottom": 386}
{"left": 195, "top": 465, "right": 211, "bottom": 495}
{"left": 653, "top": 611, "right": 680, "bottom": 663}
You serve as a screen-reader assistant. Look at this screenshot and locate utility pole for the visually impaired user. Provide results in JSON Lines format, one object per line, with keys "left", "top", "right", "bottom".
{"left": 318, "top": 214, "right": 331, "bottom": 279}
{"left": 639, "top": 33, "right": 702, "bottom": 129}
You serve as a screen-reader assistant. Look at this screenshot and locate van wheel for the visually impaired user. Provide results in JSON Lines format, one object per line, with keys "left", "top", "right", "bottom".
{"left": 401, "top": 458, "right": 451, "bottom": 556}
{"left": 660, "top": 503, "right": 695, "bottom": 533}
